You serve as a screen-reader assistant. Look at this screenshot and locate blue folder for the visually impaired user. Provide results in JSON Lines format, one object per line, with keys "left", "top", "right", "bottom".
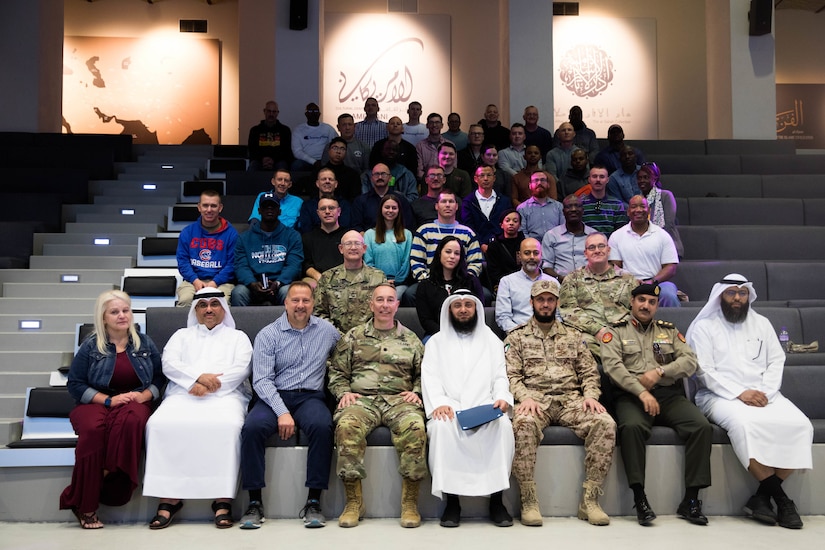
{"left": 455, "top": 404, "right": 504, "bottom": 431}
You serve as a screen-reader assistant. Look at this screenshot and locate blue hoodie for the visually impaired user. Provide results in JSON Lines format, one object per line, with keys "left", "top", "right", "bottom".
{"left": 176, "top": 217, "right": 239, "bottom": 285}
{"left": 234, "top": 220, "right": 304, "bottom": 286}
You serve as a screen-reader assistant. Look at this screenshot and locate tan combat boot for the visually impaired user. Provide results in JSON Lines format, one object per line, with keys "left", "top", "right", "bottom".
{"left": 399, "top": 478, "right": 421, "bottom": 528}
{"left": 578, "top": 480, "right": 610, "bottom": 526}
{"left": 338, "top": 479, "right": 365, "bottom": 527}
{"left": 518, "top": 480, "right": 543, "bottom": 526}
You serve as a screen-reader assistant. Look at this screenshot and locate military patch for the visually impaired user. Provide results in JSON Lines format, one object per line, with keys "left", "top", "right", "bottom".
{"left": 677, "top": 332, "right": 686, "bottom": 343}
{"left": 602, "top": 332, "right": 613, "bottom": 343}
{"left": 504, "top": 343, "right": 510, "bottom": 352}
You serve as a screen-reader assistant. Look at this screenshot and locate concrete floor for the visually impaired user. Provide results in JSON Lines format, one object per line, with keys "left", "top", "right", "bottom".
{"left": 2, "top": 515, "right": 824, "bottom": 550}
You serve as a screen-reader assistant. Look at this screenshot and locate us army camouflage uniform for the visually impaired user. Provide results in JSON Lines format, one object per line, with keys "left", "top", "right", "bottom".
{"left": 505, "top": 318, "right": 615, "bottom": 484}
{"left": 600, "top": 316, "right": 712, "bottom": 488}
{"left": 559, "top": 265, "right": 638, "bottom": 358}
{"left": 315, "top": 263, "right": 387, "bottom": 334}
{"left": 328, "top": 319, "right": 427, "bottom": 481}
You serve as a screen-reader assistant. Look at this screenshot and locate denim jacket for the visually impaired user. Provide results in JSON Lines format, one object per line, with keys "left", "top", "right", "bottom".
{"left": 67, "top": 334, "right": 165, "bottom": 404}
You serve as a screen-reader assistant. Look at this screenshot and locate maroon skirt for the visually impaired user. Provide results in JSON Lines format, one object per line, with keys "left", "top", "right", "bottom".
{"left": 59, "top": 401, "right": 151, "bottom": 513}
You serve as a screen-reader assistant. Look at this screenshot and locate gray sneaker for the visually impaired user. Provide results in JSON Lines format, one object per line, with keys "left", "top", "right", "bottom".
{"left": 299, "top": 499, "right": 326, "bottom": 528}
{"left": 239, "top": 501, "right": 264, "bottom": 529}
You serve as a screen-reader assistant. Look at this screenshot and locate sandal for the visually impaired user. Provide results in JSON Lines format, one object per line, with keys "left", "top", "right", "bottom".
{"left": 212, "top": 500, "right": 234, "bottom": 529}
{"left": 149, "top": 500, "right": 184, "bottom": 530}
{"left": 73, "top": 508, "right": 104, "bottom": 529}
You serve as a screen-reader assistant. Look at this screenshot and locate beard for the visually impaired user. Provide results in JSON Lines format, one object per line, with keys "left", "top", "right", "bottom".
{"left": 534, "top": 311, "right": 556, "bottom": 324}
{"left": 721, "top": 299, "right": 749, "bottom": 324}
{"left": 450, "top": 312, "right": 478, "bottom": 334}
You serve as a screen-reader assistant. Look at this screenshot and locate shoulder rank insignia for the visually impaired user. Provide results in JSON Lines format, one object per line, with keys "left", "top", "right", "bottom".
{"left": 677, "top": 332, "right": 686, "bottom": 343}
{"left": 611, "top": 319, "right": 629, "bottom": 327}
{"left": 655, "top": 319, "right": 674, "bottom": 328}
{"left": 602, "top": 332, "right": 613, "bottom": 344}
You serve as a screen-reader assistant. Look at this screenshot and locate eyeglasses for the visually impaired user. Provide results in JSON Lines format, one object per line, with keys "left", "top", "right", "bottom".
{"left": 722, "top": 289, "right": 749, "bottom": 298}
{"left": 341, "top": 241, "right": 364, "bottom": 248}
{"left": 372, "top": 171, "right": 390, "bottom": 178}
{"left": 329, "top": 146, "right": 346, "bottom": 152}
{"left": 585, "top": 243, "right": 607, "bottom": 251}
{"left": 426, "top": 173, "right": 445, "bottom": 180}
{"left": 317, "top": 206, "right": 339, "bottom": 212}
{"left": 306, "top": 109, "right": 320, "bottom": 114}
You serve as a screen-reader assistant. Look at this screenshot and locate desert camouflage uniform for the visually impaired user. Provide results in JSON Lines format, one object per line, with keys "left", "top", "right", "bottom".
{"left": 505, "top": 317, "right": 615, "bottom": 484}
{"left": 328, "top": 319, "right": 427, "bottom": 481}
{"left": 315, "top": 263, "right": 387, "bottom": 334}
{"left": 559, "top": 265, "right": 638, "bottom": 357}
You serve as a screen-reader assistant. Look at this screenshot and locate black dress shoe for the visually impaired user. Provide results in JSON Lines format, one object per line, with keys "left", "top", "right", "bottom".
{"left": 633, "top": 496, "right": 656, "bottom": 526}
{"left": 775, "top": 497, "right": 803, "bottom": 529}
{"left": 677, "top": 498, "right": 709, "bottom": 525}
{"left": 743, "top": 494, "right": 776, "bottom": 525}
{"left": 440, "top": 497, "right": 461, "bottom": 528}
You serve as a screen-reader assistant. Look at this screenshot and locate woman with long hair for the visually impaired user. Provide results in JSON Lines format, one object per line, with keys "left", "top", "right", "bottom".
{"left": 416, "top": 236, "right": 484, "bottom": 340}
{"left": 60, "top": 290, "right": 164, "bottom": 529}
{"left": 637, "top": 162, "right": 684, "bottom": 257}
{"left": 364, "top": 194, "right": 413, "bottom": 299}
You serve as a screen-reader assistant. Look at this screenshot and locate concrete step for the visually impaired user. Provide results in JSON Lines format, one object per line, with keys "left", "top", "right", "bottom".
{"left": 33, "top": 234, "right": 147, "bottom": 255}
{"left": 65, "top": 223, "right": 161, "bottom": 235}
{"left": 0, "top": 395, "right": 26, "bottom": 418}
{"left": 0, "top": 298, "right": 95, "bottom": 314}
{"left": 0, "top": 372, "right": 53, "bottom": 394}
{"left": 63, "top": 203, "right": 172, "bottom": 219}
{"left": 0, "top": 314, "right": 94, "bottom": 332}
{"left": 0, "top": 418, "right": 23, "bottom": 447}
{"left": 93, "top": 195, "right": 177, "bottom": 205}
{"left": 89, "top": 180, "right": 181, "bottom": 196}
{"left": 73, "top": 213, "right": 166, "bottom": 225}
{"left": 1, "top": 283, "right": 116, "bottom": 299}
{"left": 29, "top": 256, "right": 134, "bottom": 270}
{"left": 116, "top": 173, "right": 191, "bottom": 182}
{"left": 115, "top": 163, "right": 204, "bottom": 176}
{"left": 0, "top": 351, "right": 75, "bottom": 372}
{"left": 0, "top": 332, "right": 75, "bottom": 352}
{"left": 136, "top": 144, "right": 212, "bottom": 158}
{"left": 0, "top": 269, "right": 123, "bottom": 285}
{"left": 41, "top": 244, "right": 139, "bottom": 258}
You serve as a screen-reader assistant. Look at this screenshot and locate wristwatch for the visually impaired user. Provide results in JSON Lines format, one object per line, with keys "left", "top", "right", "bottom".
{"left": 104, "top": 397, "right": 112, "bottom": 408}
{"left": 656, "top": 366, "right": 665, "bottom": 377}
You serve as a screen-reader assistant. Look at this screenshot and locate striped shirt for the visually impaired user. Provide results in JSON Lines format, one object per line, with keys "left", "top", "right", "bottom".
{"left": 252, "top": 313, "right": 340, "bottom": 416}
{"left": 580, "top": 194, "right": 628, "bottom": 237}
{"left": 410, "top": 221, "right": 483, "bottom": 280}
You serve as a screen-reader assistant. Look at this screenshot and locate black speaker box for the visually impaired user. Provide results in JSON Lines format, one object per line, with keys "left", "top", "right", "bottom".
{"left": 290, "top": 0, "right": 308, "bottom": 31}
{"left": 749, "top": 0, "right": 772, "bottom": 36}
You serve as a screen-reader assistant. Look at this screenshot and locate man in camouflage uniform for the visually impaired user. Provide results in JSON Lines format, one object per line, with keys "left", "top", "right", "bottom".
{"left": 315, "top": 229, "right": 387, "bottom": 333}
{"left": 601, "top": 283, "right": 712, "bottom": 527}
{"left": 328, "top": 284, "right": 427, "bottom": 528}
{"left": 559, "top": 232, "right": 638, "bottom": 359}
{"left": 505, "top": 279, "right": 616, "bottom": 527}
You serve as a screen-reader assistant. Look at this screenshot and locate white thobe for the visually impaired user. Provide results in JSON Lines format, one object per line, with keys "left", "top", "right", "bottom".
{"left": 689, "top": 311, "right": 813, "bottom": 470}
{"left": 143, "top": 323, "right": 253, "bottom": 498}
{"left": 422, "top": 332, "right": 515, "bottom": 498}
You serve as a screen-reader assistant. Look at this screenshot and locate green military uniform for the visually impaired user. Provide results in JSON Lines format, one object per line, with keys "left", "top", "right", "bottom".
{"left": 328, "top": 319, "right": 427, "bottom": 482}
{"left": 315, "top": 263, "right": 387, "bottom": 334}
{"left": 600, "top": 316, "right": 712, "bottom": 489}
{"left": 559, "top": 265, "right": 638, "bottom": 357}
{"left": 506, "top": 318, "right": 616, "bottom": 485}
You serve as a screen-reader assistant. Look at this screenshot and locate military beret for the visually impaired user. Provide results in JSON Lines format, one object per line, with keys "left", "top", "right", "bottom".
{"left": 632, "top": 283, "right": 660, "bottom": 298}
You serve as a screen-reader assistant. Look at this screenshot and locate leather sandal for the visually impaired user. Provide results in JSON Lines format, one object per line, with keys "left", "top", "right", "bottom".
{"left": 73, "top": 508, "right": 104, "bottom": 529}
{"left": 212, "top": 500, "right": 234, "bottom": 529}
{"left": 149, "top": 500, "right": 184, "bottom": 530}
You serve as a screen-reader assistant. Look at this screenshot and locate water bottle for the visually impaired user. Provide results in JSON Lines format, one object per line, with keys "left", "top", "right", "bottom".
{"left": 778, "top": 326, "right": 790, "bottom": 353}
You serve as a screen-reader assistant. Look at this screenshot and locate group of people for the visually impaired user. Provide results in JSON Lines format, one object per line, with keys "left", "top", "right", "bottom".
{"left": 62, "top": 256, "right": 813, "bottom": 531}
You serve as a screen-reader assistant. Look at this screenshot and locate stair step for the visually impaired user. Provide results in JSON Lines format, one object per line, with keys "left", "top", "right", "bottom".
{"left": 0, "top": 418, "right": 23, "bottom": 447}
{"left": 28, "top": 256, "right": 134, "bottom": 270}
{"left": 93, "top": 195, "right": 178, "bottom": 205}
{"left": 0, "top": 395, "right": 27, "bottom": 418}
{"left": 0, "top": 314, "right": 94, "bottom": 332}
{"left": 0, "top": 298, "right": 96, "bottom": 314}
{"left": 65, "top": 223, "right": 161, "bottom": 235}
{"left": 1, "top": 283, "right": 116, "bottom": 299}
{"left": 0, "top": 351, "right": 75, "bottom": 372}
{"left": 73, "top": 214, "right": 165, "bottom": 225}
{"left": 41, "top": 244, "right": 139, "bottom": 257}
{"left": 0, "top": 269, "right": 123, "bottom": 285}
{"left": 0, "top": 332, "right": 76, "bottom": 352}
{"left": 0, "top": 372, "right": 53, "bottom": 394}
{"left": 33, "top": 234, "right": 147, "bottom": 255}
{"left": 116, "top": 173, "right": 192, "bottom": 182}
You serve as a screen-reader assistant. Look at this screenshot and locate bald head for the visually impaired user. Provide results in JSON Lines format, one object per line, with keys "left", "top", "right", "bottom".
{"left": 519, "top": 237, "right": 542, "bottom": 274}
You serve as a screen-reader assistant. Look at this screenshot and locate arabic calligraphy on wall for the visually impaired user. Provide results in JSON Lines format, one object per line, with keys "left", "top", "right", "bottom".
{"left": 776, "top": 85, "right": 825, "bottom": 148}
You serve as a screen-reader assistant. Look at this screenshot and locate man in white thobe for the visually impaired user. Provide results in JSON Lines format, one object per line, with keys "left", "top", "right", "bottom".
{"left": 686, "top": 273, "right": 813, "bottom": 530}
{"left": 422, "top": 290, "right": 515, "bottom": 528}
{"left": 144, "top": 288, "right": 253, "bottom": 529}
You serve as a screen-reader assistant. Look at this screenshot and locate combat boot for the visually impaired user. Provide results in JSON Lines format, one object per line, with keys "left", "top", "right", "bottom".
{"left": 518, "top": 480, "right": 543, "bottom": 526}
{"left": 578, "top": 480, "right": 610, "bottom": 526}
{"left": 399, "top": 478, "right": 421, "bottom": 528}
{"left": 338, "top": 479, "right": 365, "bottom": 527}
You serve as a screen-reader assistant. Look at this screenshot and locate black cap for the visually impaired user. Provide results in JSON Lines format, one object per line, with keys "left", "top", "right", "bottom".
{"left": 632, "top": 283, "right": 660, "bottom": 298}
{"left": 260, "top": 192, "right": 280, "bottom": 207}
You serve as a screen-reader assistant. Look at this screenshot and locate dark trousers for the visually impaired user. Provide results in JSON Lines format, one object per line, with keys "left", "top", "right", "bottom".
{"left": 614, "top": 383, "right": 712, "bottom": 489}
{"left": 240, "top": 391, "right": 333, "bottom": 491}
